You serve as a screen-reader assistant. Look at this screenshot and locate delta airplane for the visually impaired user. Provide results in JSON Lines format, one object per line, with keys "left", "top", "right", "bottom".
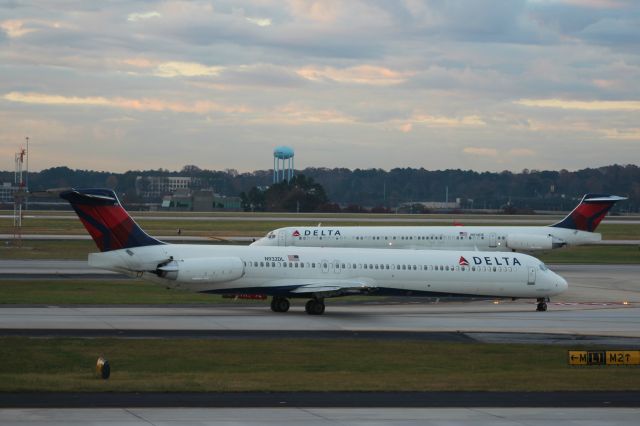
{"left": 252, "top": 194, "right": 626, "bottom": 252}
{"left": 61, "top": 188, "right": 567, "bottom": 315}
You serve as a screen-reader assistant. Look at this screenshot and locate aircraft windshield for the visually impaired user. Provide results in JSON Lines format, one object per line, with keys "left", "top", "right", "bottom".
{"left": 539, "top": 263, "right": 548, "bottom": 271}
{"left": 266, "top": 232, "right": 276, "bottom": 239}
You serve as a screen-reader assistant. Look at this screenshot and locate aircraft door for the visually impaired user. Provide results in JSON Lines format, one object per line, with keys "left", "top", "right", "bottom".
{"left": 527, "top": 266, "right": 536, "bottom": 285}
{"left": 333, "top": 260, "right": 341, "bottom": 274}
{"left": 278, "top": 230, "right": 286, "bottom": 246}
{"left": 489, "top": 233, "right": 497, "bottom": 248}
{"left": 321, "top": 260, "right": 329, "bottom": 273}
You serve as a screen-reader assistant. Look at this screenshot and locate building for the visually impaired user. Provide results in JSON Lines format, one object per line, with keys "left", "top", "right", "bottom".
{"left": 136, "top": 176, "right": 197, "bottom": 199}
{"left": 161, "top": 188, "right": 241, "bottom": 211}
{"left": 0, "top": 182, "right": 18, "bottom": 203}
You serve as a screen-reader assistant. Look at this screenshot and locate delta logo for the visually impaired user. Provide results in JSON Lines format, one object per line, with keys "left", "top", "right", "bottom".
{"left": 459, "top": 255, "right": 521, "bottom": 267}
{"left": 292, "top": 230, "right": 300, "bottom": 237}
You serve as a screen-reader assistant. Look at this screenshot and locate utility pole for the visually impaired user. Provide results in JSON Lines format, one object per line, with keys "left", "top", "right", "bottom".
{"left": 25, "top": 136, "right": 29, "bottom": 211}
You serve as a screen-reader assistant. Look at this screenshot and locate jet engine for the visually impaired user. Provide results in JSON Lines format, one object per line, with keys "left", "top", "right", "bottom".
{"left": 505, "top": 234, "right": 560, "bottom": 251}
{"left": 156, "top": 257, "right": 244, "bottom": 283}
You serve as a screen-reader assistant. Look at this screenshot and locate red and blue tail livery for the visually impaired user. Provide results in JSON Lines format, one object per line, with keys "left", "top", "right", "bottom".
{"left": 60, "top": 188, "right": 164, "bottom": 252}
{"left": 551, "top": 194, "right": 626, "bottom": 232}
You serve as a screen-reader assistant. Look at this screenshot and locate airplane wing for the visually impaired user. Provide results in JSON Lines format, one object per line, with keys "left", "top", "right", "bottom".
{"left": 265, "top": 278, "right": 377, "bottom": 297}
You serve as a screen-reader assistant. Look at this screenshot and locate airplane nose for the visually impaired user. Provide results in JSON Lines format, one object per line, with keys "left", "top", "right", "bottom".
{"left": 555, "top": 273, "right": 568, "bottom": 293}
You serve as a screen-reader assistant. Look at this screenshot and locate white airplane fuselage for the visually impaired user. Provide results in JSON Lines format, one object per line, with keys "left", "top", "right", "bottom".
{"left": 91, "top": 244, "right": 567, "bottom": 299}
{"left": 251, "top": 225, "right": 601, "bottom": 251}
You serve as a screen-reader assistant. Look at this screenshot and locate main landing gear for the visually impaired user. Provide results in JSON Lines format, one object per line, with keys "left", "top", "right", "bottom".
{"left": 270, "top": 296, "right": 290, "bottom": 313}
{"left": 536, "top": 297, "right": 548, "bottom": 312}
{"left": 270, "top": 296, "right": 326, "bottom": 315}
{"left": 305, "top": 298, "right": 325, "bottom": 315}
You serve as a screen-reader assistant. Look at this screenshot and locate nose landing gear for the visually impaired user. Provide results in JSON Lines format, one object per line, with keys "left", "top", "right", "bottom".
{"left": 536, "top": 297, "right": 548, "bottom": 312}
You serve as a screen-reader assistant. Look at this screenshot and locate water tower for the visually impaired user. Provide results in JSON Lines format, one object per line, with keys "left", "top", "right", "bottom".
{"left": 273, "top": 146, "right": 294, "bottom": 183}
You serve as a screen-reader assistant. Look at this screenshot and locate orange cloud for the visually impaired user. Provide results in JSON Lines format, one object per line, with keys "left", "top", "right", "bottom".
{"left": 3, "top": 92, "right": 248, "bottom": 114}
{"left": 0, "top": 20, "right": 36, "bottom": 38}
{"left": 601, "top": 128, "right": 640, "bottom": 140}
{"left": 515, "top": 98, "right": 640, "bottom": 111}
{"left": 411, "top": 114, "right": 486, "bottom": 127}
{"left": 297, "top": 65, "right": 413, "bottom": 85}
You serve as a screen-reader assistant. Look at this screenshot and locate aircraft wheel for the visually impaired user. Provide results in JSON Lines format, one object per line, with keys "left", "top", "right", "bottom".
{"left": 536, "top": 301, "right": 548, "bottom": 312}
{"left": 305, "top": 299, "right": 325, "bottom": 315}
{"left": 271, "top": 297, "right": 290, "bottom": 313}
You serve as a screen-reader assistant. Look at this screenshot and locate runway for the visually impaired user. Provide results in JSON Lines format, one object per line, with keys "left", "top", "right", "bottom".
{"left": 1, "top": 262, "right": 639, "bottom": 339}
{"left": 1, "top": 303, "right": 638, "bottom": 337}
{"left": 1, "top": 407, "right": 638, "bottom": 425}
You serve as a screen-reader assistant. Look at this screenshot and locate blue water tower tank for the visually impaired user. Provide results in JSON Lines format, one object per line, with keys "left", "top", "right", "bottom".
{"left": 274, "top": 146, "right": 294, "bottom": 159}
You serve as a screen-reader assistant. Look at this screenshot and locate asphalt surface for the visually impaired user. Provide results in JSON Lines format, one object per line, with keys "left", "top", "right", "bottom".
{"left": 2, "top": 391, "right": 639, "bottom": 408}
{"left": 2, "top": 407, "right": 639, "bottom": 425}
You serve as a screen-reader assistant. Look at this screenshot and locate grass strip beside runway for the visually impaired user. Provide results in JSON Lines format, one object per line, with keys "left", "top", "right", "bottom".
{"left": 0, "top": 279, "right": 246, "bottom": 304}
{"left": 2, "top": 218, "right": 639, "bottom": 239}
{"left": 2, "top": 240, "right": 640, "bottom": 263}
{"left": 0, "top": 337, "right": 638, "bottom": 392}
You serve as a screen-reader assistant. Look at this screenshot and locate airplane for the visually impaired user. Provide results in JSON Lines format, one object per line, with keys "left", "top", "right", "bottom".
{"left": 251, "top": 194, "right": 626, "bottom": 252}
{"left": 60, "top": 188, "right": 568, "bottom": 315}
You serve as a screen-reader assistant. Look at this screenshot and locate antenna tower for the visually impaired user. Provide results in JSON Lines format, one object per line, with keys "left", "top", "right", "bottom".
{"left": 13, "top": 144, "right": 27, "bottom": 246}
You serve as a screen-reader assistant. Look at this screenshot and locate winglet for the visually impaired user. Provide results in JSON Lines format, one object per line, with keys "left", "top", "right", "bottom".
{"left": 60, "top": 188, "right": 164, "bottom": 252}
{"left": 550, "top": 194, "right": 627, "bottom": 232}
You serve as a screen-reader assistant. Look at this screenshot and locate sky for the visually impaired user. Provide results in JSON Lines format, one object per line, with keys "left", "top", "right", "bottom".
{"left": 1, "top": 0, "right": 639, "bottom": 173}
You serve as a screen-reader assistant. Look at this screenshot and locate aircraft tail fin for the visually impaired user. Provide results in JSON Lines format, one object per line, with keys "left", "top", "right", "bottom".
{"left": 550, "top": 194, "right": 626, "bottom": 232}
{"left": 60, "top": 188, "right": 164, "bottom": 252}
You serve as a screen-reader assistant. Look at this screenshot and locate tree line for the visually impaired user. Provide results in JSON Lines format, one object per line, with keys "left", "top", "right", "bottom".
{"left": 1, "top": 164, "right": 638, "bottom": 212}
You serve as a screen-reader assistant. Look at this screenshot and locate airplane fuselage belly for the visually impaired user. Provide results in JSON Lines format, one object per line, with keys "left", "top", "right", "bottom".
{"left": 89, "top": 244, "right": 562, "bottom": 299}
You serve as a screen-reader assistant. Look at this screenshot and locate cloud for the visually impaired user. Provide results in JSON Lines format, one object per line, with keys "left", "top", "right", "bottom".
{"left": 127, "top": 11, "right": 161, "bottom": 22}
{"left": 508, "top": 148, "right": 535, "bottom": 157}
{"left": 256, "top": 103, "right": 355, "bottom": 125}
{"left": 0, "top": 19, "right": 36, "bottom": 38}
{"left": 297, "top": 65, "right": 413, "bottom": 85}
{"left": 3, "top": 92, "right": 249, "bottom": 114}
{"left": 463, "top": 147, "right": 499, "bottom": 157}
{"left": 411, "top": 114, "right": 486, "bottom": 128}
{"left": 246, "top": 17, "right": 272, "bottom": 27}
{"left": 600, "top": 128, "right": 640, "bottom": 140}
{"left": 153, "top": 61, "right": 225, "bottom": 78}
{"left": 462, "top": 147, "right": 536, "bottom": 159}
{"left": 515, "top": 98, "right": 640, "bottom": 110}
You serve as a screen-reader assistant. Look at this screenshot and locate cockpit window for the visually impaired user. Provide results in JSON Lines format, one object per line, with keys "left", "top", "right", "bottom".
{"left": 267, "top": 232, "right": 276, "bottom": 239}
{"left": 539, "top": 263, "right": 548, "bottom": 271}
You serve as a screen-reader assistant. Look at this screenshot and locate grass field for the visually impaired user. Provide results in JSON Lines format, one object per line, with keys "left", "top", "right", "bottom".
{"left": 0, "top": 279, "right": 228, "bottom": 305}
{"left": 2, "top": 239, "right": 638, "bottom": 264}
{"left": 2, "top": 217, "right": 639, "bottom": 239}
{"left": 1, "top": 337, "right": 638, "bottom": 392}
